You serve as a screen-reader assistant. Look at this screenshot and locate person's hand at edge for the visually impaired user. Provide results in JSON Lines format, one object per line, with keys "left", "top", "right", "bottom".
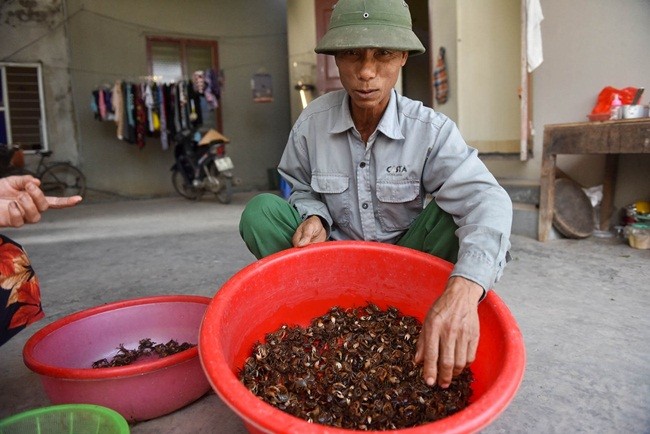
{"left": 414, "top": 276, "right": 484, "bottom": 388}
{"left": 0, "top": 175, "right": 82, "bottom": 227}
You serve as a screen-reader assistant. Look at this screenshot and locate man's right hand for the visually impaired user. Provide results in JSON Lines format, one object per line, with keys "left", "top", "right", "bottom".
{"left": 414, "top": 276, "right": 483, "bottom": 388}
{"left": 292, "top": 215, "right": 327, "bottom": 248}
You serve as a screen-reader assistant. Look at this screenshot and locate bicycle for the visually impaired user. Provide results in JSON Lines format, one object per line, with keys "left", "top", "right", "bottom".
{"left": 0, "top": 146, "right": 87, "bottom": 197}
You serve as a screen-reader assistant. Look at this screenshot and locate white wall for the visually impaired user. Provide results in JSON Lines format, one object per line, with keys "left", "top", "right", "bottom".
{"left": 456, "top": 0, "right": 521, "bottom": 153}
{"left": 487, "top": 0, "right": 650, "bottom": 209}
{"left": 292, "top": 1, "right": 650, "bottom": 211}
{"left": 0, "top": 0, "right": 79, "bottom": 165}
{"left": 287, "top": 0, "right": 318, "bottom": 123}
{"left": 430, "top": 0, "right": 459, "bottom": 121}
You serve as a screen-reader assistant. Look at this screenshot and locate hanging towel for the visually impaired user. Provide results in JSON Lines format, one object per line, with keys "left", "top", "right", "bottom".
{"left": 204, "top": 68, "right": 220, "bottom": 110}
{"left": 433, "top": 47, "right": 449, "bottom": 105}
{"left": 98, "top": 88, "right": 107, "bottom": 120}
{"left": 526, "top": 0, "right": 544, "bottom": 72}
{"left": 135, "top": 84, "right": 147, "bottom": 149}
{"left": 144, "top": 83, "right": 155, "bottom": 134}
{"left": 91, "top": 91, "right": 100, "bottom": 119}
{"left": 159, "top": 85, "right": 169, "bottom": 150}
{"left": 113, "top": 81, "right": 124, "bottom": 140}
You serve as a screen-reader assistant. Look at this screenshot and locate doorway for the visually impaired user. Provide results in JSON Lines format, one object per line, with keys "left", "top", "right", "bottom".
{"left": 402, "top": 0, "right": 432, "bottom": 107}
{"left": 431, "top": 0, "right": 523, "bottom": 155}
{"left": 315, "top": 0, "right": 342, "bottom": 95}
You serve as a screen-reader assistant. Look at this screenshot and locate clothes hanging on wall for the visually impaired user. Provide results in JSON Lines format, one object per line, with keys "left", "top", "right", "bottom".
{"left": 134, "top": 83, "right": 147, "bottom": 149}
{"left": 433, "top": 47, "right": 449, "bottom": 105}
{"left": 91, "top": 69, "right": 221, "bottom": 150}
{"left": 112, "top": 81, "right": 124, "bottom": 140}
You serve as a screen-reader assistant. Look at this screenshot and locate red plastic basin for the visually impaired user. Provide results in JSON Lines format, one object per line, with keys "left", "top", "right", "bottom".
{"left": 23, "top": 295, "right": 212, "bottom": 422}
{"left": 200, "top": 241, "right": 525, "bottom": 433}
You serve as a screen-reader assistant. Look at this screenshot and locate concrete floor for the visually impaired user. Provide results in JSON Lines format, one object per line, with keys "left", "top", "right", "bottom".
{"left": 0, "top": 191, "right": 648, "bottom": 433}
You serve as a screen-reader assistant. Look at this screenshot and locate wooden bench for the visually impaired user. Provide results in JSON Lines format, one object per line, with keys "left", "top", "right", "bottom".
{"left": 538, "top": 119, "right": 650, "bottom": 241}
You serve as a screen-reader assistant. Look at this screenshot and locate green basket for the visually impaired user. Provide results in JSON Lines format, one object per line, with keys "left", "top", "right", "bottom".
{"left": 0, "top": 404, "right": 129, "bottom": 434}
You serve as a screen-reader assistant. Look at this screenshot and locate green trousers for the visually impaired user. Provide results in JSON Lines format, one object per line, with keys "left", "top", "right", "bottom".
{"left": 239, "top": 193, "right": 459, "bottom": 263}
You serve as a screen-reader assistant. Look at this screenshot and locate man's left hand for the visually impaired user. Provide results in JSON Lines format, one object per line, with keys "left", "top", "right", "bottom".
{"left": 414, "top": 276, "right": 484, "bottom": 388}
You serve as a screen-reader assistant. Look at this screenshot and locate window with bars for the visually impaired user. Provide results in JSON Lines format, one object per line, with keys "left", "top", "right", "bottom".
{"left": 146, "top": 37, "right": 221, "bottom": 130}
{"left": 0, "top": 63, "right": 48, "bottom": 151}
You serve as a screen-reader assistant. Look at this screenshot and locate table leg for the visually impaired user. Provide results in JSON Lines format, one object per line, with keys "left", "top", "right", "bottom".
{"left": 538, "top": 150, "right": 556, "bottom": 242}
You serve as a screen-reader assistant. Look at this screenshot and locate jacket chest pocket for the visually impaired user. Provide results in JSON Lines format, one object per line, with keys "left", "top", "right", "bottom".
{"left": 376, "top": 180, "right": 422, "bottom": 231}
{"left": 312, "top": 174, "right": 351, "bottom": 227}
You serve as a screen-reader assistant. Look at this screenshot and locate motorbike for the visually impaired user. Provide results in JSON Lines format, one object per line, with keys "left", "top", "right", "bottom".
{"left": 171, "top": 128, "right": 235, "bottom": 203}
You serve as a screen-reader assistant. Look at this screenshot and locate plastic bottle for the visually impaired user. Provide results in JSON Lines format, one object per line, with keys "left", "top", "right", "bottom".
{"left": 610, "top": 93, "right": 622, "bottom": 120}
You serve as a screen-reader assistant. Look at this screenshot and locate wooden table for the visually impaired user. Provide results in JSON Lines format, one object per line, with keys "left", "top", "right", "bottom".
{"left": 538, "top": 118, "right": 650, "bottom": 241}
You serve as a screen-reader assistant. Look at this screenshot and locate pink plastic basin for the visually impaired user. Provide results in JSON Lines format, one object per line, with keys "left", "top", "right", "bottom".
{"left": 200, "top": 241, "right": 525, "bottom": 434}
{"left": 23, "top": 295, "right": 212, "bottom": 422}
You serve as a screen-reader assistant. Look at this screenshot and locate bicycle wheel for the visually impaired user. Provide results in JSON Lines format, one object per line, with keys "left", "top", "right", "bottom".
{"left": 40, "top": 163, "right": 87, "bottom": 197}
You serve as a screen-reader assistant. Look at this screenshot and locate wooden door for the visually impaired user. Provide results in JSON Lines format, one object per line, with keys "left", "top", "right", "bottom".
{"left": 315, "top": 0, "right": 343, "bottom": 95}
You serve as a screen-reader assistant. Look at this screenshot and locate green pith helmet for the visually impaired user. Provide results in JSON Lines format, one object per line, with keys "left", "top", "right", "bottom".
{"left": 315, "top": 0, "right": 425, "bottom": 56}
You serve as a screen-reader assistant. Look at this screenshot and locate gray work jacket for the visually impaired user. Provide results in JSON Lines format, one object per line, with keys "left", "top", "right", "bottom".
{"left": 278, "top": 89, "right": 512, "bottom": 291}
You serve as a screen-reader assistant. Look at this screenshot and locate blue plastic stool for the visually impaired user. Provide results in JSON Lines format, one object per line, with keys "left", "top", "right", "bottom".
{"left": 279, "top": 177, "right": 291, "bottom": 199}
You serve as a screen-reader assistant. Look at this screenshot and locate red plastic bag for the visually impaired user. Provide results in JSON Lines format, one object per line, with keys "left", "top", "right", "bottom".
{"left": 590, "top": 86, "right": 639, "bottom": 115}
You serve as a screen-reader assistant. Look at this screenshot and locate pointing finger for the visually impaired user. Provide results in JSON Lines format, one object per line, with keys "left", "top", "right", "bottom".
{"left": 45, "top": 195, "right": 83, "bottom": 209}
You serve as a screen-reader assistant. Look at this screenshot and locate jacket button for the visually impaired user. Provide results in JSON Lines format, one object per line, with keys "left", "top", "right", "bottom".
{"left": 362, "top": 203, "right": 368, "bottom": 209}
{"left": 359, "top": 162, "right": 366, "bottom": 168}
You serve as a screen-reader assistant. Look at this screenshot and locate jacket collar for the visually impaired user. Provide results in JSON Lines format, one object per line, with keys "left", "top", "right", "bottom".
{"left": 329, "top": 90, "right": 404, "bottom": 141}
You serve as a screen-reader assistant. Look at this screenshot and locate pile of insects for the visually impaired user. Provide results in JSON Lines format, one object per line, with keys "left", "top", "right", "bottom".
{"left": 239, "top": 303, "right": 473, "bottom": 430}
{"left": 92, "top": 338, "right": 196, "bottom": 368}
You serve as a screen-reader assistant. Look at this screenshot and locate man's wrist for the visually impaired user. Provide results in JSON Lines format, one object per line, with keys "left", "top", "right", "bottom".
{"left": 306, "top": 214, "right": 326, "bottom": 226}
{"left": 449, "top": 275, "right": 485, "bottom": 304}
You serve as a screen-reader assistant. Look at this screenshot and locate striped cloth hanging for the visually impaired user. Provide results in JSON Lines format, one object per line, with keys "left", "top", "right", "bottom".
{"left": 433, "top": 47, "right": 448, "bottom": 105}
